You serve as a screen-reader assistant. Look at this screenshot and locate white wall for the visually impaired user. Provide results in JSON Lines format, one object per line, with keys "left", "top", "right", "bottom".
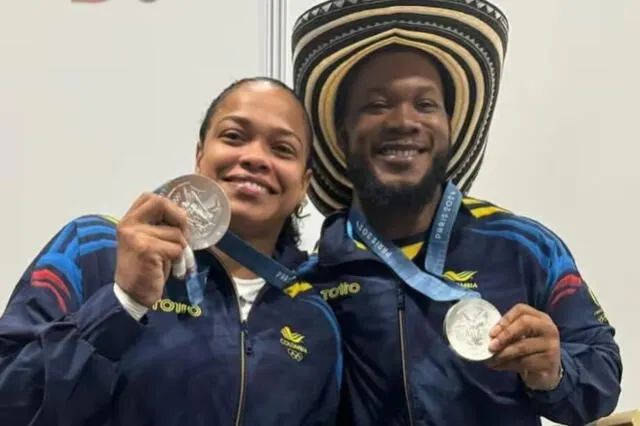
{"left": 284, "top": 0, "right": 640, "bottom": 422}
{"left": 0, "top": 0, "right": 267, "bottom": 305}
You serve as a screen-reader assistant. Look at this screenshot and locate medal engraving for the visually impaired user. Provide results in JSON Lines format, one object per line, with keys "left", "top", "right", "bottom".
{"left": 156, "top": 174, "right": 231, "bottom": 250}
{"left": 444, "top": 298, "right": 502, "bottom": 362}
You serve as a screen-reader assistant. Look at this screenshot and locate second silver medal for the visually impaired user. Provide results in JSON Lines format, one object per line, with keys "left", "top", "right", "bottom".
{"left": 443, "top": 298, "right": 502, "bottom": 362}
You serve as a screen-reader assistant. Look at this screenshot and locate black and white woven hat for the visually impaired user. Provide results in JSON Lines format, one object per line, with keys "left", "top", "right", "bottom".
{"left": 292, "top": 0, "right": 509, "bottom": 216}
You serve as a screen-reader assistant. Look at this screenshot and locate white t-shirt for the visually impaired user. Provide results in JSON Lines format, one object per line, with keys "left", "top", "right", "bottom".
{"left": 233, "top": 276, "right": 266, "bottom": 321}
{"left": 114, "top": 276, "right": 266, "bottom": 321}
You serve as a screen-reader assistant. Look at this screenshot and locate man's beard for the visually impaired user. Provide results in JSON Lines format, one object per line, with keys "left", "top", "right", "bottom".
{"left": 346, "top": 148, "right": 450, "bottom": 214}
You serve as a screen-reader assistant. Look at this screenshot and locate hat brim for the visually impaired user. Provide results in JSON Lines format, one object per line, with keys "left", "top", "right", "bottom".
{"left": 292, "top": 0, "right": 509, "bottom": 216}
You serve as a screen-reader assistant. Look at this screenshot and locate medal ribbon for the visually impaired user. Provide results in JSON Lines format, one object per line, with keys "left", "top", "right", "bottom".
{"left": 171, "top": 231, "right": 300, "bottom": 306}
{"left": 346, "top": 181, "right": 480, "bottom": 302}
{"left": 216, "top": 231, "right": 298, "bottom": 290}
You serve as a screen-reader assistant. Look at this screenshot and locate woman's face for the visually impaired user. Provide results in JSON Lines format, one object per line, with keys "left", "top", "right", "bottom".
{"left": 196, "top": 80, "right": 311, "bottom": 240}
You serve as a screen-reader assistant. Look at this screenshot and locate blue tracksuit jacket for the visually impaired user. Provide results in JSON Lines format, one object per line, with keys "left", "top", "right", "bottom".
{"left": 308, "top": 196, "right": 622, "bottom": 426}
{"left": 0, "top": 214, "right": 342, "bottom": 426}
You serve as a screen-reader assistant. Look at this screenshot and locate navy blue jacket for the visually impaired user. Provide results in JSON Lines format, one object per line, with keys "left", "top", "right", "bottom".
{"left": 0, "top": 214, "right": 342, "bottom": 426}
{"left": 309, "top": 197, "right": 622, "bottom": 426}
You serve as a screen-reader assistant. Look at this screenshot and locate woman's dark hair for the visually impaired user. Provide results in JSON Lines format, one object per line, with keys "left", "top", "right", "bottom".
{"left": 198, "top": 76, "right": 312, "bottom": 251}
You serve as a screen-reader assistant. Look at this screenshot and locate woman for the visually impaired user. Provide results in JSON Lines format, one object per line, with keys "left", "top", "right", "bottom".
{"left": 0, "top": 77, "right": 341, "bottom": 426}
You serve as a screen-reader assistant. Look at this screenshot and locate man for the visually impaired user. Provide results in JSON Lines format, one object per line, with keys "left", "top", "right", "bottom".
{"left": 291, "top": 1, "right": 622, "bottom": 425}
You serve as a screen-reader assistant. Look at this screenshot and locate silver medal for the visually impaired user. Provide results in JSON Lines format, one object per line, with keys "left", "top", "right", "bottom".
{"left": 443, "top": 298, "right": 502, "bottom": 362}
{"left": 156, "top": 174, "right": 231, "bottom": 251}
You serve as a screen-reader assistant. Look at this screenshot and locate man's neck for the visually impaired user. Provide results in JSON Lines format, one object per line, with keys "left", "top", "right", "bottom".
{"left": 356, "top": 185, "right": 443, "bottom": 241}
{"left": 210, "top": 233, "right": 278, "bottom": 280}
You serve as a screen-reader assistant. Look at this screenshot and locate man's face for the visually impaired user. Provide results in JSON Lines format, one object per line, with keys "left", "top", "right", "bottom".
{"left": 341, "top": 48, "right": 451, "bottom": 210}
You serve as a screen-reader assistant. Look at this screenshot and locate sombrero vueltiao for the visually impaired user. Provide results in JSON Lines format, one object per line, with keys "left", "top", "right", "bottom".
{"left": 291, "top": 0, "right": 509, "bottom": 216}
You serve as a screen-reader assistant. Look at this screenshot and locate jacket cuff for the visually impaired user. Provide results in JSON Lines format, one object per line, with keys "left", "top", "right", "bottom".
{"left": 73, "top": 284, "right": 145, "bottom": 361}
{"left": 113, "top": 283, "right": 149, "bottom": 321}
{"left": 526, "top": 349, "right": 576, "bottom": 405}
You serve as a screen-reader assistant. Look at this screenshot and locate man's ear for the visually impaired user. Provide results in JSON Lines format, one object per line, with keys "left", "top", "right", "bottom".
{"left": 195, "top": 141, "right": 203, "bottom": 172}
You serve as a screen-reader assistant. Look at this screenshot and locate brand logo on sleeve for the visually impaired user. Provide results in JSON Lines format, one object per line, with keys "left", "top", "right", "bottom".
{"left": 151, "top": 299, "right": 202, "bottom": 317}
{"left": 320, "top": 281, "right": 361, "bottom": 301}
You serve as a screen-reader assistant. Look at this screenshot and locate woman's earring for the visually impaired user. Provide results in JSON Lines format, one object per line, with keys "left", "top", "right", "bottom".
{"left": 295, "top": 198, "right": 308, "bottom": 216}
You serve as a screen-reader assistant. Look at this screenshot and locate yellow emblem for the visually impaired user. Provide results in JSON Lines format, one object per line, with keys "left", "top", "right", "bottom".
{"left": 281, "top": 326, "right": 305, "bottom": 343}
{"left": 443, "top": 270, "right": 479, "bottom": 289}
{"left": 283, "top": 281, "right": 313, "bottom": 298}
{"left": 279, "top": 326, "right": 308, "bottom": 362}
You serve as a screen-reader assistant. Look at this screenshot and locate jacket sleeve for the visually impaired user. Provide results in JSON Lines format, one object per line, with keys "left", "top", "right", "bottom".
{"left": 526, "top": 225, "right": 622, "bottom": 425}
{"left": 0, "top": 216, "right": 144, "bottom": 426}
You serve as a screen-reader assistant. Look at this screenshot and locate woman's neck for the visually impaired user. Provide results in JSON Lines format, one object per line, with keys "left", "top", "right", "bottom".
{"left": 211, "top": 232, "right": 278, "bottom": 279}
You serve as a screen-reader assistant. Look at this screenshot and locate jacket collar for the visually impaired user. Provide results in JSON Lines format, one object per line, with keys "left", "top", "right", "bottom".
{"left": 315, "top": 205, "right": 474, "bottom": 268}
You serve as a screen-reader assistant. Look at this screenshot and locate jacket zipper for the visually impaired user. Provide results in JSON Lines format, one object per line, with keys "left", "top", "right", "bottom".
{"left": 397, "top": 286, "right": 415, "bottom": 426}
{"left": 212, "top": 255, "right": 248, "bottom": 426}
{"left": 210, "top": 248, "right": 276, "bottom": 425}
{"left": 236, "top": 320, "right": 247, "bottom": 426}
{"left": 233, "top": 283, "right": 270, "bottom": 425}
